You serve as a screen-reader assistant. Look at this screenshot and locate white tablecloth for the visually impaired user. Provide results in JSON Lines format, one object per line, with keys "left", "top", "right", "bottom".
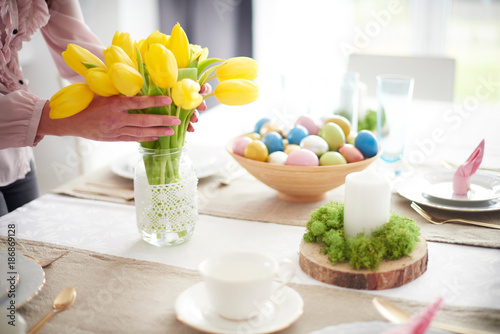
{"left": 1, "top": 193, "right": 499, "bottom": 311}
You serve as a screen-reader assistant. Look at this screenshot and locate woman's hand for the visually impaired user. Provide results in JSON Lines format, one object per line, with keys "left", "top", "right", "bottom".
{"left": 37, "top": 95, "right": 178, "bottom": 142}
{"left": 36, "top": 83, "right": 212, "bottom": 142}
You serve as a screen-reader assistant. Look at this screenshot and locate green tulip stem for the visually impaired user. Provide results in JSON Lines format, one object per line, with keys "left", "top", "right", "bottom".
{"left": 202, "top": 93, "right": 214, "bottom": 100}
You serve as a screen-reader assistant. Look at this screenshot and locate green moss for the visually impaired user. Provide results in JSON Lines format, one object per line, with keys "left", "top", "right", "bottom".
{"left": 303, "top": 201, "right": 420, "bottom": 270}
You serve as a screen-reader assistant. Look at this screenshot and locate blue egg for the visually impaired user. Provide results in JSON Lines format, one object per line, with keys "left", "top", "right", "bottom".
{"left": 261, "top": 131, "right": 284, "bottom": 154}
{"left": 254, "top": 117, "right": 271, "bottom": 134}
{"left": 286, "top": 125, "right": 309, "bottom": 145}
{"left": 354, "top": 130, "right": 379, "bottom": 158}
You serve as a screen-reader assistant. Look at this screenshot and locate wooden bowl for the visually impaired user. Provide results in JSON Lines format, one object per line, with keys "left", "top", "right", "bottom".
{"left": 226, "top": 137, "right": 381, "bottom": 202}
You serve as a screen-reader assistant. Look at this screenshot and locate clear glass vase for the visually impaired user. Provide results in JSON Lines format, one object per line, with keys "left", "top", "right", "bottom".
{"left": 134, "top": 145, "right": 198, "bottom": 246}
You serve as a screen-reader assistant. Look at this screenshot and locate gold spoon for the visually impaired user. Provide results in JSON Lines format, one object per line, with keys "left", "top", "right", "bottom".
{"left": 372, "top": 297, "right": 496, "bottom": 334}
{"left": 28, "top": 287, "right": 76, "bottom": 334}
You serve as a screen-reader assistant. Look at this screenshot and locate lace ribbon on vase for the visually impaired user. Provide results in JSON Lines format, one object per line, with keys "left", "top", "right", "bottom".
{"left": 134, "top": 169, "right": 198, "bottom": 234}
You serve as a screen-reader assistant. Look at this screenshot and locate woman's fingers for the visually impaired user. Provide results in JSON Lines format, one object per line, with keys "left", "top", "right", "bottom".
{"left": 199, "top": 83, "right": 212, "bottom": 95}
{"left": 123, "top": 114, "right": 181, "bottom": 127}
{"left": 108, "top": 95, "right": 172, "bottom": 111}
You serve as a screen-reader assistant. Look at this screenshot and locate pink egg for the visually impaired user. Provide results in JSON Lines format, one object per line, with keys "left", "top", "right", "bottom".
{"left": 285, "top": 149, "right": 319, "bottom": 166}
{"left": 295, "top": 116, "right": 319, "bottom": 136}
{"left": 339, "top": 144, "right": 364, "bottom": 163}
{"left": 233, "top": 136, "right": 253, "bottom": 156}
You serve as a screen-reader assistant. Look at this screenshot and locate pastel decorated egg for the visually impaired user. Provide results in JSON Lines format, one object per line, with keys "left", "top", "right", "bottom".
{"left": 286, "top": 125, "right": 309, "bottom": 145}
{"left": 300, "top": 135, "right": 329, "bottom": 156}
{"left": 260, "top": 121, "right": 282, "bottom": 137}
{"left": 318, "top": 122, "right": 345, "bottom": 151}
{"left": 295, "top": 115, "right": 319, "bottom": 135}
{"left": 285, "top": 149, "right": 319, "bottom": 166}
{"left": 323, "top": 115, "right": 351, "bottom": 137}
{"left": 319, "top": 151, "right": 347, "bottom": 166}
{"left": 261, "top": 131, "right": 284, "bottom": 153}
{"left": 284, "top": 144, "right": 301, "bottom": 155}
{"left": 244, "top": 140, "right": 268, "bottom": 162}
{"left": 254, "top": 118, "right": 271, "bottom": 133}
{"left": 346, "top": 131, "right": 357, "bottom": 145}
{"left": 267, "top": 151, "right": 288, "bottom": 165}
{"left": 233, "top": 136, "right": 253, "bottom": 156}
{"left": 339, "top": 144, "right": 364, "bottom": 163}
{"left": 354, "top": 130, "right": 379, "bottom": 158}
{"left": 245, "top": 132, "right": 261, "bottom": 140}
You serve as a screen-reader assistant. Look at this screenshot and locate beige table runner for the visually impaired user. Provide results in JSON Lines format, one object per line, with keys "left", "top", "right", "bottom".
{"left": 3, "top": 237, "right": 499, "bottom": 334}
{"left": 53, "top": 166, "right": 500, "bottom": 249}
{"left": 197, "top": 174, "right": 500, "bottom": 249}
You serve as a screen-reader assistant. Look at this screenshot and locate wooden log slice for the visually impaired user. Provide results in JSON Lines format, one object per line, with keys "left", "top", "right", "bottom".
{"left": 299, "top": 236, "right": 428, "bottom": 290}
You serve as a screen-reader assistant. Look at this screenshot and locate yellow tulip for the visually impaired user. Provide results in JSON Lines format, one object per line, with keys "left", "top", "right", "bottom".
{"left": 171, "top": 79, "right": 202, "bottom": 110}
{"left": 108, "top": 63, "right": 144, "bottom": 96}
{"left": 85, "top": 68, "right": 120, "bottom": 97}
{"left": 216, "top": 57, "right": 258, "bottom": 82}
{"left": 112, "top": 31, "right": 138, "bottom": 69}
{"left": 166, "top": 23, "right": 190, "bottom": 69}
{"left": 103, "top": 45, "right": 135, "bottom": 70}
{"left": 144, "top": 44, "right": 178, "bottom": 89}
{"left": 190, "top": 44, "right": 209, "bottom": 62}
{"left": 214, "top": 79, "right": 259, "bottom": 106}
{"left": 140, "top": 30, "right": 169, "bottom": 59}
{"left": 49, "top": 83, "right": 94, "bottom": 119}
{"left": 62, "top": 44, "right": 105, "bottom": 76}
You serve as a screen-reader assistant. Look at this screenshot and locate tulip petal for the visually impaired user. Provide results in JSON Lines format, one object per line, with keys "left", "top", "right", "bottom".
{"left": 62, "top": 44, "right": 105, "bottom": 76}
{"left": 167, "top": 23, "right": 190, "bottom": 69}
{"left": 49, "top": 83, "right": 94, "bottom": 119}
{"left": 85, "top": 68, "right": 120, "bottom": 97}
{"left": 214, "top": 79, "right": 259, "bottom": 106}
{"left": 109, "top": 63, "right": 144, "bottom": 96}
{"left": 145, "top": 44, "right": 178, "bottom": 89}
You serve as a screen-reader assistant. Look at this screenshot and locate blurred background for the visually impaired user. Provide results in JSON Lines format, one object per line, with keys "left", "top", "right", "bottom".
{"left": 20, "top": 0, "right": 500, "bottom": 193}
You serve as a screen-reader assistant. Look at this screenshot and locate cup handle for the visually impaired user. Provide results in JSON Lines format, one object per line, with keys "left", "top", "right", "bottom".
{"left": 272, "top": 258, "right": 296, "bottom": 294}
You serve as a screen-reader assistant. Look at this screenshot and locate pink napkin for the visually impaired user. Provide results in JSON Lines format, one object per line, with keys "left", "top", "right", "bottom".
{"left": 453, "top": 139, "right": 485, "bottom": 196}
{"left": 382, "top": 297, "right": 444, "bottom": 334}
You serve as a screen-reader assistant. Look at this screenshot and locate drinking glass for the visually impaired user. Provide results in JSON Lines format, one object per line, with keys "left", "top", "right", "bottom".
{"left": 335, "top": 72, "right": 360, "bottom": 133}
{"left": 376, "top": 75, "right": 414, "bottom": 163}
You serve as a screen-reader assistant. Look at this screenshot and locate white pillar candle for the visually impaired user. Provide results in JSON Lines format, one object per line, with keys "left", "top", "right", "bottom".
{"left": 343, "top": 170, "right": 391, "bottom": 238}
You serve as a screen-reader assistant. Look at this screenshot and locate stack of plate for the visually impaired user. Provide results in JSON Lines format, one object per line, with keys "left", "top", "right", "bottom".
{"left": 395, "top": 170, "right": 500, "bottom": 212}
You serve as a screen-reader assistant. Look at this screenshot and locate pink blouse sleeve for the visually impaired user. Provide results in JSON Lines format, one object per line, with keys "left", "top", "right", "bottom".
{"left": 0, "top": 90, "right": 46, "bottom": 149}
{"left": 0, "top": 0, "right": 106, "bottom": 149}
{"left": 40, "top": 0, "right": 105, "bottom": 82}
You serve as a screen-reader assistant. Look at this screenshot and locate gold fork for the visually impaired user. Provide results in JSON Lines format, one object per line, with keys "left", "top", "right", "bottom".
{"left": 24, "top": 251, "right": 70, "bottom": 268}
{"left": 410, "top": 202, "right": 500, "bottom": 230}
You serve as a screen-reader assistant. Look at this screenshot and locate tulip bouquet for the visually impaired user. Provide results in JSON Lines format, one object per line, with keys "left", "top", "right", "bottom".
{"left": 50, "top": 23, "right": 259, "bottom": 185}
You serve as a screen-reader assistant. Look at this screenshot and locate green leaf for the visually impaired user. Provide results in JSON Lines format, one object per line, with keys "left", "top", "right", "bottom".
{"left": 136, "top": 47, "right": 149, "bottom": 96}
{"left": 197, "top": 58, "right": 224, "bottom": 76}
{"left": 178, "top": 68, "right": 198, "bottom": 81}
{"left": 198, "top": 64, "right": 222, "bottom": 86}
{"left": 82, "top": 62, "right": 102, "bottom": 70}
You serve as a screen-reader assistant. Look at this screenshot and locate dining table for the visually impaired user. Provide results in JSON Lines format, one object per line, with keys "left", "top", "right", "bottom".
{"left": 1, "top": 98, "right": 500, "bottom": 334}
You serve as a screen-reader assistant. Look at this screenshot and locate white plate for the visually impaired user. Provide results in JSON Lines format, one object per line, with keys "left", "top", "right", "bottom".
{"left": 111, "top": 146, "right": 229, "bottom": 180}
{"left": 395, "top": 170, "right": 500, "bottom": 212}
{"left": 0, "top": 252, "right": 45, "bottom": 308}
{"left": 175, "top": 282, "right": 304, "bottom": 334}
{"left": 308, "top": 321, "right": 450, "bottom": 334}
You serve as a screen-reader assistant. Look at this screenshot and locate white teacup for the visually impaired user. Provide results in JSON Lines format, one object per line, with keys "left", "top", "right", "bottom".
{"left": 198, "top": 251, "right": 295, "bottom": 320}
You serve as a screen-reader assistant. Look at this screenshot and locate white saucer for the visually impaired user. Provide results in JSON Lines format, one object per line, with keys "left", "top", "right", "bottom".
{"left": 175, "top": 282, "right": 303, "bottom": 334}
{"left": 395, "top": 170, "right": 500, "bottom": 212}
{"left": 423, "top": 170, "right": 500, "bottom": 203}
{"left": 0, "top": 253, "right": 45, "bottom": 308}
{"left": 308, "top": 321, "right": 450, "bottom": 334}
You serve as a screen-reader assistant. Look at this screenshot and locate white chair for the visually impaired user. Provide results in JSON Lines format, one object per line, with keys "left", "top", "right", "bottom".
{"left": 347, "top": 53, "right": 456, "bottom": 102}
